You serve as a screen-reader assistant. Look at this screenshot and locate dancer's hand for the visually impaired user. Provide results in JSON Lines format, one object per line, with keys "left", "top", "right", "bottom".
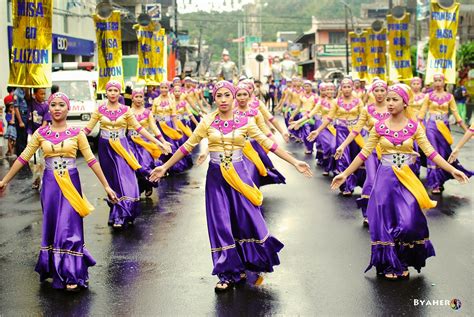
{"left": 288, "top": 122, "right": 298, "bottom": 130}
{"left": 0, "top": 180, "right": 7, "bottom": 191}
{"left": 196, "top": 152, "right": 208, "bottom": 166}
{"left": 307, "top": 131, "right": 319, "bottom": 142}
{"left": 149, "top": 166, "right": 167, "bottom": 182}
{"left": 331, "top": 174, "right": 347, "bottom": 190}
{"left": 451, "top": 168, "right": 469, "bottom": 184}
{"left": 105, "top": 186, "right": 119, "bottom": 204}
{"left": 282, "top": 132, "right": 290, "bottom": 143}
{"left": 159, "top": 142, "right": 172, "bottom": 155}
{"left": 334, "top": 146, "right": 345, "bottom": 160}
{"left": 448, "top": 149, "right": 459, "bottom": 164}
{"left": 295, "top": 161, "right": 313, "bottom": 177}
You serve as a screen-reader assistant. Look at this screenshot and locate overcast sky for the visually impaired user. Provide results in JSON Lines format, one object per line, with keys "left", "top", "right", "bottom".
{"left": 177, "top": 0, "right": 255, "bottom": 13}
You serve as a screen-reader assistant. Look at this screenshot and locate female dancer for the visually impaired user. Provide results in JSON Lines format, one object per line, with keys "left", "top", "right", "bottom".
{"left": 84, "top": 80, "right": 170, "bottom": 228}
{"left": 234, "top": 83, "right": 286, "bottom": 187}
{"left": 274, "top": 78, "right": 292, "bottom": 115}
{"left": 331, "top": 84, "right": 469, "bottom": 280}
{"left": 173, "top": 85, "right": 199, "bottom": 140}
{"left": 308, "top": 78, "right": 365, "bottom": 195}
{"left": 334, "top": 80, "right": 389, "bottom": 225}
{"left": 409, "top": 77, "right": 427, "bottom": 119}
{"left": 0, "top": 92, "right": 118, "bottom": 291}
{"left": 128, "top": 88, "right": 168, "bottom": 197}
{"left": 289, "top": 80, "right": 319, "bottom": 154}
{"left": 284, "top": 78, "right": 304, "bottom": 141}
{"left": 153, "top": 81, "right": 192, "bottom": 174}
{"left": 417, "top": 74, "right": 471, "bottom": 194}
{"left": 149, "top": 81, "right": 312, "bottom": 292}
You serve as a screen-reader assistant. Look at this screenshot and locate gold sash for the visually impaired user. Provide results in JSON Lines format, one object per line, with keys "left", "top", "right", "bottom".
{"left": 327, "top": 125, "right": 337, "bottom": 136}
{"left": 435, "top": 120, "right": 453, "bottom": 145}
{"left": 109, "top": 139, "right": 142, "bottom": 170}
{"left": 220, "top": 162, "right": 263, "bottom": 206}
{"left": 131, "top": 135, "right": 162, "bottom": 159}
{"left": 392, "top": 164, "right": 437, "bottom": 210}
{"left": 159, "top": 121, "right": 183, "bottom": 140}
{"left": 53, "top": 170, "right": 94, "bottom": 217}
{"left": 375, "top": 144, "right": 382, "bottom": 160}
{"left": 176, "top": 120, "right": 193, "bottom": 137}
{"left": 349, "top": 128, "right": 366, "bottom": 148}
{"left": 243, "top": 141, "right": 268, "bottom": 177}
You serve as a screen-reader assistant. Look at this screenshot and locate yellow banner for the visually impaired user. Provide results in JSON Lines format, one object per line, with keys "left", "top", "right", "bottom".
{"left": 387, "top": 13, "right": 413, "bottom": 82}
{"left": 9, "top": 0, "right": 52, "bottom": 87}
{"left": 93, "top": 11, "right": 124, "bottom": 93}
{"left": 134, "top": 24, "right": 166, "bottom": 84}
{"left": 155, "top": 28, "right": 167, "bottom": 83}
{"left": 366, "top": 28, "right": 387, "bottom": 82}
{"left": 349, "top": 31, "right": 368, "bottom": 81}
{"left": 425, "top": 1, "right": 459, "bottom": 84}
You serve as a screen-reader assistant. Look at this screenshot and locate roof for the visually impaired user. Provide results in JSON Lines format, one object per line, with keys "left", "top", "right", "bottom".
{"left": 295, "top": 31, "right": 315, "bottom": 44}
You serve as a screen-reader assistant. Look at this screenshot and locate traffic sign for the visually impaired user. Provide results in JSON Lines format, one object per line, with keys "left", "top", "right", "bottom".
{"left": 145, "top": 3, "right": 161, "bottom": 21}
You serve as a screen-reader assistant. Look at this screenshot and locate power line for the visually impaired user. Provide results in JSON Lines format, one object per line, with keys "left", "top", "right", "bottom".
{"left": 179, "top": 18, "right": 311, "bottom": 26}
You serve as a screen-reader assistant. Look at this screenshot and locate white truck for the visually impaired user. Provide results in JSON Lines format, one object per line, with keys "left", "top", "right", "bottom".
{"left": 51, "top": 63, "right": 101, "bottom": 142}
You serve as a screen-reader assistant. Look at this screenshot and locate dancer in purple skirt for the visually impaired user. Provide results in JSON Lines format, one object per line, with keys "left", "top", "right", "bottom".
{"left": 128, "top": 88, "right": 170, "bottom": 197}
{"left": 449, "top": 123, "right": 474, "bottom": 163}
{"left": 84, "top": 80, "right": 171, "bottom": 229}
{"left": 334, "top": 79, "right": 390, "bottom": 226}
{"left": 417, "top": 73, "right": 471, "bottom": 194}
{"left": 308, "top": 78, "right": 366, "bottom": 196}
{"left": 331, "top": 84, "right": 469, "bottom": 281}
{"left": 149, "top": 81, "right": 312, "bottom": 292}
{"left": 0, "top": 92, "right": 118, "bottom": 291}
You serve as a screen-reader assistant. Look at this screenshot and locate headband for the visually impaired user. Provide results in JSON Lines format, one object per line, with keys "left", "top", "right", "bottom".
{"left": 433, "top": 73, "right": 445, "bottom": 81}
{"left": 132, "top": 88, "right": 144, "bottom": 98}
{"left": 303, "top": 80, "right": 312, "bottom": 86}
{"left": 410, "top": 77, "right": 422, "bottom": 84}
{"left": 106, "top": 80, "right": 122, "bottom": 92}
{"left": 388, "top": 84, "right": 411, "bottom": 105}
{"left": 235, "top": 83, "right": 252, "bottom": 95}
{"left": 341, "top": 78, "right": 354, "bottom": 87}
{"left": 371, "top": 80, "right": 388, "bottom": 92}
{"left": 48, "top": 92, "right": 70, "bottom": 110}
{"left": 212, "top": 81, "right": 236, "bottom": 98}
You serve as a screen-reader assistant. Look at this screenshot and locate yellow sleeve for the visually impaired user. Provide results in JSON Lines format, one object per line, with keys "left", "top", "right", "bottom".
{"left": 85, "top": 108, "right": 100, "bottom": 132}
{"left": 417, "top": 96, "right": 429, "bottom": 120}
{"left": 148, "top": 112, "right": 162, "bottom": 137}
{"left": 448, "top": 95, "right": 462, "bottom": 123}
{"left": 255, "top": 112, "right": 272, "bottom": 136}
{"left": 77, "top": 131, "right": 96, "bottom": 163}
{"left": 19, "top": 131, "right": 41, "bottom": 162}
{"left": 171, "top": 98, "right": 177, "bottom": 116}
{"left": 247, "top": 120, "right": 276, "bottom": 151}
{"left": 258, "top": 102, "right": 273, "bottom": 121}
{"left": 126, "top": 109, "right": 142, "bottom": 130}
{"left": 359, "top": 127, "right": 380, "bottom": 159}
{"left": 308, "top": 103, "right": 321, "bottom": 118}
{"left": 152, "top": 97, "right": 159, "bottom": 114}
{"left": 327, "top": 101, "right": 337, "bottom": 120}
{"left": 413, "top": 124, "right": 437, "bottom": 158}
{"left": 352, "top": 107, "right": 368, "bottom": 133}
{"left": 181, "top": 119, "right": 208, "bottom": 153}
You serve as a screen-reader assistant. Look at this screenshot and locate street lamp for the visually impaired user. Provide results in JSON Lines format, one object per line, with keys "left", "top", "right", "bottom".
{"left": 340, "top": 1, "right": 354, "bottom": 75}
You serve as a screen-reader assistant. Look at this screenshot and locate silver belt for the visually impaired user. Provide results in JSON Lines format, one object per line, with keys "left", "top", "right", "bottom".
{"left": 128, "top": 130, "right": 140, "bottom": 137}
{"left": 154, "top": 115, "right": 171, "bottom": 122}
{"left": 381, "top": 154, "right": 416, "bottom": 168}
{"left": 45, "top": 157, "right": 77, "bottom": 172}
{"left": 209, "top": 150, "right": 243, "bottom": 164}
{"left": 428, "top": 114, "right": 448, "bottom": 121}
{"left": 100, "top": 129, "right": 126, "bottom": 140}
{"left": 335, "top": 118, "right": 358, "bottom": 127}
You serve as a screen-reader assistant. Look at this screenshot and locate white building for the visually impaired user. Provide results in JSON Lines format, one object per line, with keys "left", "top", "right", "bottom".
{"left": 0, "top": 0, "right": 97, "bottom": 96}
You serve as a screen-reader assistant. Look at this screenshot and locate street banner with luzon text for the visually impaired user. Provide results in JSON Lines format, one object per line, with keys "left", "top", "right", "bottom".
{"left": 154, "top": 28, "right": 167, "bottom": 83}
{"left": 134, "top": 23, "right": 166, "bottom": 84}
{"left": 425, "top": 1, "right": 459, "bottom": 84}
{"left": 387, "top": 13, "right": 413, "bottom": 82}
{"left": 366, "top": 27, "right": 387, "bottom": 81}
{"left": 9, "top": 0, "right": 52, "bottom": 87}
{"left": 93, "top": 11, "right": 124, "bottom": 92}
{"left": 349, "top": 31, "right": 368, "bottom": 81}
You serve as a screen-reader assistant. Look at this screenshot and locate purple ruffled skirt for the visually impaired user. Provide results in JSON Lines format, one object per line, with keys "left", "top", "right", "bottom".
{"left": 127, "top": 135, "right": 162, "bottom": 194}
{"left": 98, "top": 136, "right": 140, "bottom": 226}
{"left": 317, "top": 127, "right": 336, "bottom": 173}
{"left": 205, "top": 160, "right": 284, "bottom": 282}
{"left": 157, "top": 118, "right": 192, "bottom": 174}
{"left": 365, "top": 164, "right": 435, "bottom": 275}
{"left": 334, "top": 125, "right": 365, "bottom": 192}
{"left": 245, "top": 139, "right": 286, "bottom": 187}
{"left": 425, "top": 119, "right": 473, "bottom": 190}
{"left": 356, "top": 151, "right": 380, "bottom": 218}
{"left": 36, "top": 168, "right": 96, "bottom": 289}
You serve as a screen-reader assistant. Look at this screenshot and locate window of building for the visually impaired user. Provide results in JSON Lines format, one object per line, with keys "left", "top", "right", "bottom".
{"left": 62, "top": 54, "right": 76, "bottom": 63}
{"left": 329, "top": 32, "right": 345, "bottom": 45}
{"left": 82, "top": 56, "right": 92, "bottom": 62}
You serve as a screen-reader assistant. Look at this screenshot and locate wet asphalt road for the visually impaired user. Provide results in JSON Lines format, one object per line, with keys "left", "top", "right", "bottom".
{"left": 0, "top": 127, "right": 472, "bottom": 316}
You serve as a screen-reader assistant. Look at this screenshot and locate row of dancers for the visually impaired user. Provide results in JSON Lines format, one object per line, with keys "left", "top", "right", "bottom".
{"left": 0, "top": 72, "right": 472, "bottom": 292}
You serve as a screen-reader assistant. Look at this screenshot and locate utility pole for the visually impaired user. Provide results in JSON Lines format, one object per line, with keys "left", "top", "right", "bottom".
{"left": 238, "top": 20, "right": 242, "bottom": 73}
{"left": 196, "top": 24, "right": 203, "bottom": 77}
{"left": 344, "top": 6, "right": 349, "bottom": 74}
{"left": 174, "top": 0, "right": 178, "bottom": 39}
